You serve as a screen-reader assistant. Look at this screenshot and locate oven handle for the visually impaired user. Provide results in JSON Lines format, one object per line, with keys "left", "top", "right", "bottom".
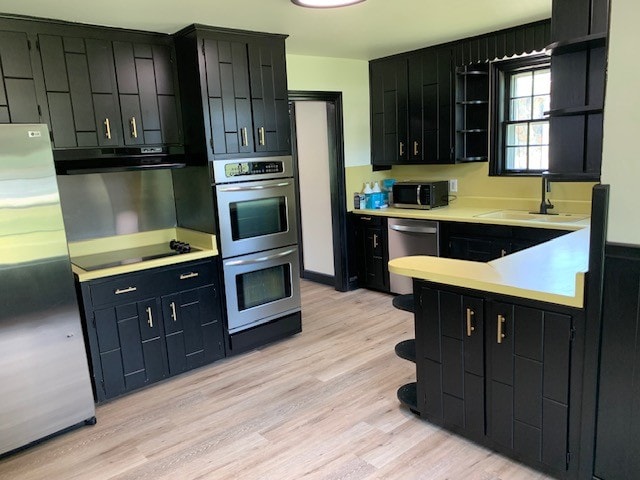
{"left": 389, "top": 225, "right": 437, "bottom": 235}
{"left": 218, "top": 182, "right": 291, "bottom": 192}
{"left": 224, "top": 248, "right": 296, "bottom": 266}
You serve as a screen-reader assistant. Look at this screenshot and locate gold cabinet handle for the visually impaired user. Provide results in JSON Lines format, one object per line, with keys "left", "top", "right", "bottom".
{"left": 104, "top": 118, "right": 112, "bottom": 139}
{"left": 146, "top": 307, "right": 153, "bottom": 328}
{"left": 497, "top": 314, "right": 506, "bottom": 344}
{"left": 115, "top": 286, "right": 137, "bottom": 295}
{"left": 170, "top": 301, "right": 177, "bottom": 322}
{"left": 399, "top": 142, "right": 404, "bottom": 156}
{"left": 501, "top": 249, "right": 507, "bottom": 257}
{"left": 466, "top": 308, "right": 475, "bottom": 337}
{"left": 241, "top": 127, "right": 248, "bottom": 147}
{"left": 179, "top": 272, "right": 199, "bottom": 280}
{"left": 259, "top": 126, "right": 265, "bottom": 146}
{"left": 413, "top": 141, "right": 419, "bottom": 156}
{"left": 130, "top": 116, "right": 138, "bottom": 138}
{"left": 373, "top": 233, "right": 378, "bottom": 249}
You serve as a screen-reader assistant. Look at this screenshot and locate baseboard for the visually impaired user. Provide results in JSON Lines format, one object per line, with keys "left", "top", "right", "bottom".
{"left": 302, "top": 270, "right": 334, "bottom": 287}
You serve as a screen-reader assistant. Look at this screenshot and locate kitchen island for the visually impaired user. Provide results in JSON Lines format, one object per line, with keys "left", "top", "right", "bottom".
{"left": 388, "top": 227, "right": 589, "bottom": 479}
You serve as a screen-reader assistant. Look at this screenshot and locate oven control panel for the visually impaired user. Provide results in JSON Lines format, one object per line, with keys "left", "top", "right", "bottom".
{"left": 224, "top": 161, "right": 284, "bottom": 178}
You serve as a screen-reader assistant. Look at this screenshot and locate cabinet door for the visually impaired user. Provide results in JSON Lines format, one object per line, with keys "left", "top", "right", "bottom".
{"left": 416, "top": 286, "right": 485, "bottom": 439}
{"left": 370, "top": 58, "right": 408, "bottom": 167}
{"left": 161, "top": 284, "right": 224, "bottom": 375}
{"left": 248, "top": 39, "right": 290, "bottom": 153}
{"left": 203, "top": 38, "right": 253, "bottom": 155}
{"left": 0, "top": 30, "right": 41, "bottom": 124}
{"left": 86, "top": 38, "right": 122, "bottom": 147}
{"left": 113, "top": 41, "right": 181, "bottom": 145}
{"left": 487, "top": 302, "right": 572, "bottom": 472}
{"left": 93, "top": 299, "right": 167, "bottom": 400}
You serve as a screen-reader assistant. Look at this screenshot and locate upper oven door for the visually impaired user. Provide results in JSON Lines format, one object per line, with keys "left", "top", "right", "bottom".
{"left": 216, "top": 178, "right": 298, "bottom": 258}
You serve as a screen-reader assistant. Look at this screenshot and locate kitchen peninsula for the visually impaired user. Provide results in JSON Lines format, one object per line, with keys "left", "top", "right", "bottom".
{"left": 386, "top": 213, "right": 590, "bottom": 478}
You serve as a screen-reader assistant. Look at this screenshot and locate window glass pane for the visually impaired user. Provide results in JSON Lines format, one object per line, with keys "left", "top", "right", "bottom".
{"left": 528, "top": 146, "right": 549, "bottom": 170}
{"left": 532, "top": 95, "right": 550, "bottom": 119}
{"left": 529, "top": 121, "right": 549, "bottom": 145}
{"left": 511, "top": 71, "right": 533, "bottom": 98}
{"left": 533, "top": 69, "right": 551, "bottom": 95}
{"left": 505, "top": 146, "right": 528, "bottom": 170}
{"left": 510, "top": 98, "right": 532, "bottom": 121}
{"left": 506, "top": 123, "right": 529, "bottom": 146}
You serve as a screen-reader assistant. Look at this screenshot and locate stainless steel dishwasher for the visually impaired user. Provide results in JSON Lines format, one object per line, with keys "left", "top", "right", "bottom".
{"left": 387, "top": 217, "right": 439, "bottom": 294}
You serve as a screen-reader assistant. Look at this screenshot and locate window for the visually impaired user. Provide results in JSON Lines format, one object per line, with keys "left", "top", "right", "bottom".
{"left": 491, "top": 56, "right": 551, "bottom": 175}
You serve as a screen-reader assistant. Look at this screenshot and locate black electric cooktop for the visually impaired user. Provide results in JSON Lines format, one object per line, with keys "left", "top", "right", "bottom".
{"left": 72, "top": 243, "right": 199, "bottom": 272}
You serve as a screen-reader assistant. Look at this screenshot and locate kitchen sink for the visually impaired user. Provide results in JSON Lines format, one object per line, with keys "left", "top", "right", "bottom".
{"left": 474, "top": 210, "right": 589, "bottom": 223}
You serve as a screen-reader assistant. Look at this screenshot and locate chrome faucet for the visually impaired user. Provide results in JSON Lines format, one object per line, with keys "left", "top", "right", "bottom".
{"left": 538, "top": 172, "right": 555, "bottom": 215}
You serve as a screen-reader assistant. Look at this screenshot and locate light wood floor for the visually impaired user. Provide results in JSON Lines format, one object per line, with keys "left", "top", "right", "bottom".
{"left": 0, "top": 280, "right": 552, "bottom": 480}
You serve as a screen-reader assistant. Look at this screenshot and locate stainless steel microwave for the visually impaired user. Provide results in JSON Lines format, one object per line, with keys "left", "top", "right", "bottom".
{"left": 392, "top": 181, "right": 449, "bottom": 209}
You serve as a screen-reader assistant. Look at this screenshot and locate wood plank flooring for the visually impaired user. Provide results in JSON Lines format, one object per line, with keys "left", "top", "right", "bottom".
{"left": 0, "top": 280, "right": 552, "bottom": 479}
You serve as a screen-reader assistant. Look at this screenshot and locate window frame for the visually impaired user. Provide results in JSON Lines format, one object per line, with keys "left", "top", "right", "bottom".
{"left": 489, "top": 55, "right": 551, "bottom": 176}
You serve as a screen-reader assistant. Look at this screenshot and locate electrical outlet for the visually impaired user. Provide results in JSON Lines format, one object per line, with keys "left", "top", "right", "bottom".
{"left": 449, "top": 179, "right": 458, "bottom": 193}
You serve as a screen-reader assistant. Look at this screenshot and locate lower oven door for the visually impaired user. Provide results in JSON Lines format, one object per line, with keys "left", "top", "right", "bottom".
{"left": 223, "top": 245, "right": 301, "bottom": 334}
{"left": 216, "top": 178, "right": 298, "bottom": 258}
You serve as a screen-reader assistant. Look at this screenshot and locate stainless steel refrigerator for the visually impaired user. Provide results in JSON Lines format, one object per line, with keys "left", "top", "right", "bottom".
{"left": 0, "top": 124, "right": 95, "bottom": 456}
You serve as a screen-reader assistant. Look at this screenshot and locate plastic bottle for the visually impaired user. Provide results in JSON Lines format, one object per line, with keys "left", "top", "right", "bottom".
{"left": 363, "top": 182, "right": 373, "bottom": 209}
{"left": 371, "top": 181, "right": 383, "bottom": 209}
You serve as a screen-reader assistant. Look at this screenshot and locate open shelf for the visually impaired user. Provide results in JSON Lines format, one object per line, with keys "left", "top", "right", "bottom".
{"left": 395, "top": 339, "right": 416, "bottom": 363}
{"left": 546, "top": 105, "right": 604, "bottom": 117}
{"left": 397, "top": 382, "right": 419, "bottom": 415}
{"left": 455, "top": 63, "right": 489, "bottom": 164}
{"left": 546, "top": 32, "right": 607, "bottom": 55}
{"left": 392, "top": 293, "right": 414, "bottom": 313}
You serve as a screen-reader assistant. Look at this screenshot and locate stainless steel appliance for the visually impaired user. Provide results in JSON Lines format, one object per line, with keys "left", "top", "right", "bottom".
{"left": 392, "top": 180, "right": 449, "bottom": 209}
{"left": 388, "top": 218, "right": 439, "bottom": 294}
{"left": 213, "top": 156, "right": 301, "bottom": 339}
{"left": 0, "top": 124, "right": 95, "bottom": 456}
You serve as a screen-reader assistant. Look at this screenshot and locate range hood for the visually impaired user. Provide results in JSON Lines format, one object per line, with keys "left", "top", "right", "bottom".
{"left": 53, "top": 146, "right": 187, "bottom": 175}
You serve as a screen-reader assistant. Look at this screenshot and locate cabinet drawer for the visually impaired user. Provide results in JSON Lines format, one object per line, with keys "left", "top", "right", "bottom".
{"left": 90, "top": 272, "right": 152, "bottom": 307}
{"left": 156, "top": 260, "right": 214, "bottom": 292}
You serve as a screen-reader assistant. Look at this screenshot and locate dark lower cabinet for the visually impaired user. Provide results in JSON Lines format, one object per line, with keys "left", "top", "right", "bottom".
{"left": 416, "top": 286, "right": 485, "bottom": 441}
{"left": 351, "top": 214, "right": 389, "bottom": 292}
{"left": 78, "top": 259, "right": 225, "bottom": 402}
{"left": 412, "top": 280, "right": 580, "bottom": 477}
{"left": 487, "top": 302, "right": 572, "bottom": 472}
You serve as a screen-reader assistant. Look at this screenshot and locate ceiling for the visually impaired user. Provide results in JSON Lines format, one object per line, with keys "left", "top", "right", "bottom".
{"left": 0, "top": 0, "right": 551, "bottom": 60}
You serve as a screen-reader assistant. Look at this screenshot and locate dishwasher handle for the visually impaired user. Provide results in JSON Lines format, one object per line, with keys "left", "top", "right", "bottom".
{"left": 389, "top": 224, "right": 438, "bottom": 235}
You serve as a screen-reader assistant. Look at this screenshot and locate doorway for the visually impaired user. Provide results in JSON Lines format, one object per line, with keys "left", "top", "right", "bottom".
{"left": 289, "top": 91, "right": 349, "bottom": 292}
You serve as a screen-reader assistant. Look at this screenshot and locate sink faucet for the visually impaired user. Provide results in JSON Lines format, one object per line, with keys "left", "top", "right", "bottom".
{"left": 538, "top": 172, "right": 555, "bottom": 215}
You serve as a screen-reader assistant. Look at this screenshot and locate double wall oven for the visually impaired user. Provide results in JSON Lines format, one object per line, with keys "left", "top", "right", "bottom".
{"left": 213, "top": 156, "right": 301, "bottom": 345}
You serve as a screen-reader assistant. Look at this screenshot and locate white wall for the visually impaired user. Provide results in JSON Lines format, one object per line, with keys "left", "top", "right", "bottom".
{"left": 600, "top": 0, "right": 640, "bottom": 245}
{"left": 286, "top": 54, "right": 370, "bottom": 167}
{"left": 294, "top": 101, "right": 335, "bottom": 276}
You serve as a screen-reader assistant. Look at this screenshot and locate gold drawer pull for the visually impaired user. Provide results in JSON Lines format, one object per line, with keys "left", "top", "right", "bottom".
{"left": 115, "top": 286, "right": 137, "bottom": 295}
{"left": 130, "top": 116, "right": 138, "bottom": 138}
{"left": 179, "top": 272, "right": 199, "bottom": 280}
{"left": 170, "top": 301, "right": 177, "bottom": 321}
{"left": 497, "top": 314, "right": 506, "bottom": 344}
{"left": 466, "top": 308, "right": 475, "bottom": 337}
{"left": 146, "top": 307, "right": 153, "bottom": 328}
{"left": 104, "top": 118, "right": 111, "bottom": 139}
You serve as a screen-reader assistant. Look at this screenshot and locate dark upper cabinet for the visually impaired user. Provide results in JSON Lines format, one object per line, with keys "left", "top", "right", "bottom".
{"left": 174, "top": 25, "right": 290, "bottom": 160}
{"left": 0, "top": 30, "right": 44, "bottom": 124}
{"left": 548, "top": 0, "right": 610, "bottom": 176}
{"left": 0, "top": 16, "right": 183, "bottom": 152}
{"left": 370, "top": 57, "right": 408, "bottom": 167}
{"left": 369, "top": 45, "right": 453, "bottom": 167}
